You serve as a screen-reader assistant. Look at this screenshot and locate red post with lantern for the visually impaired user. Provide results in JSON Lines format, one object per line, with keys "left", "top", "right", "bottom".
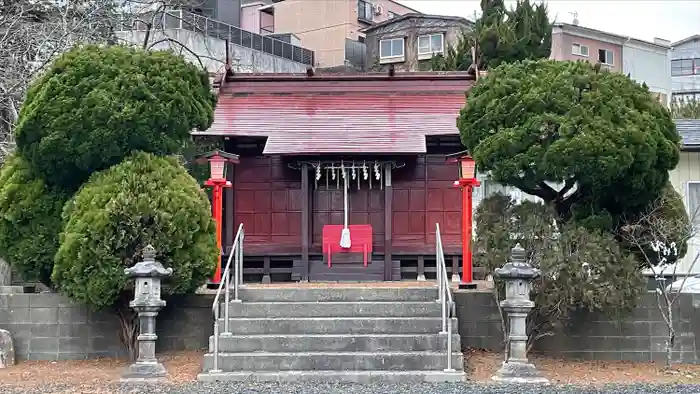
{"left": 195, "top": 150, "right": 240, "bottom": 285}
{"left": 446, "top": 151, "right": 480, "bottom": 290}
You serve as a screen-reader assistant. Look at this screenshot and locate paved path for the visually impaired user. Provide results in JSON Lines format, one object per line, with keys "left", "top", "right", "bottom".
{"left": 3, "top": 382, "right": 700, "bottom": 394}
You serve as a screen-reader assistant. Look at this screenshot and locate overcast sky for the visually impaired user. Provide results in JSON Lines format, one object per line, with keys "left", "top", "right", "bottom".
{"left": 398, "top": 1, "right": 700, "bottom": 44}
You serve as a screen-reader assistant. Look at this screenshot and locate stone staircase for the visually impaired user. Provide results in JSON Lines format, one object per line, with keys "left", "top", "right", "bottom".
{"left": 197, "top": 286, "right": 465, "bottom": 383}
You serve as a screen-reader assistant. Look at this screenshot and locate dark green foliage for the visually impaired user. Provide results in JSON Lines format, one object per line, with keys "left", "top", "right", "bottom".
{"left": 0, "top": 155, "right": 67, "bottom": 285}
{"left": 458, "top": 59, "right": 680, "bottom": 229}
{"left": 431, "top": 32, "right": 474, "bottom": 72}
{"left": 473, "top": 194, "right": 513, "bottom": 269}
{"left": 433, "top": 0, "right": 551, "bottom": 72}
{"left": 671, "top": 98, "right": 700, "bottom": 119}
{"left": 52, "top": 152, "right": 218, "bottom": 310}
{"left": 15, "top": 44, "right": 216, "bottom": 191}
{"left": 476, "top": 195, "right": 644, "bottom": 339}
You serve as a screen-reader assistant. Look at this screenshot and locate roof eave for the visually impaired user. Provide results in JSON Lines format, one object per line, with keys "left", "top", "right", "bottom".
{"left": 554, "top": 23, "right": 669, "bottom": 49}
{"left": 224, "top": 71, "right": 476, "bottom": 83}
{"left": 682, "top": 145, "right": 700, "bottom": 152}
{"left": 361, "top": 14, "right": 473, "bottom": 33}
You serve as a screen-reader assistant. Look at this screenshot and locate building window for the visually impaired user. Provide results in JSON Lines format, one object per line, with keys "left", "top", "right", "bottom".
{"left": 418, "top": 33, "right": 444, "bottom": 56}
{"left": 388, "top": 11, "right": 399, "bottom": 19}
{"left": 379, "top": 37, "right": 404, "bottom": 61}
{"left": 688, "top": 182, "right": 700, "bottom": 229}
{"left": 358, "top": 0, "right": 373, "bottom": 21}
{"left": 672, "top": 58, "right": 700, "bottom": 76}
{"left": 571, "top": 43, "right": 589, "bottom": 57}
{"left": 598, "top": 49, "right": 614, "bottom": 65}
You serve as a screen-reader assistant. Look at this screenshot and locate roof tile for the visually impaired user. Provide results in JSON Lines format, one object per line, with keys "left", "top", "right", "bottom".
{"left": 205, "top": 75, "right": 472, "bottom": 155}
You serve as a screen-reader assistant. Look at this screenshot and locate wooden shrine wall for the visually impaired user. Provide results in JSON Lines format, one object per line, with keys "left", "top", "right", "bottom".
{"left": 311, "top": 186, "right": 384, "bottom": 253}
{"left": 234, "top": 156, "right": 302, "bottom": 254}
{"left": 392, "top": 154, "right": 462, "bottom": 255}
{"left": 231, "top": 154, "right": 461, "bottom": 257}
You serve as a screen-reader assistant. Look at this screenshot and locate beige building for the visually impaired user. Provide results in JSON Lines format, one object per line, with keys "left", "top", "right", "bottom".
{"left": 669, "top": 120, "right": 700, "bottom": 274}
{"left": 239, "top": 0, "right": 418, "bottom": 67}
{"left": 362, "top": 14, "right": 473, "bottom": 71}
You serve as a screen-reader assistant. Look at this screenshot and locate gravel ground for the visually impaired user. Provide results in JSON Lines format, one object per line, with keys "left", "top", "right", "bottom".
{"left": 2, "top": 382, "right": 700, "bottom": 394}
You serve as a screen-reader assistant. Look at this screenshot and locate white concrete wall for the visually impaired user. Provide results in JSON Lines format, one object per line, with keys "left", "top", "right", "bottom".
{"left": 117, "top": 29, "right": 307, "bottom": 74}
{"left": 623, "top": 41, "right": 672, "bottom": 106}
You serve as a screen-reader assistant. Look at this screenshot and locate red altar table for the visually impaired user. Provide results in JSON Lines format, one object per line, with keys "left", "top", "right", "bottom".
{"left": 322, "top": 224, "right": 373, "bottom": 267}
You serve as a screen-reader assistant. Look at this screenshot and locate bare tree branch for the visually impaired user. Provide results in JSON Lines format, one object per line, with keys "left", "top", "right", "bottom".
{"left": 619, "top": 194, "right": 700, "bottom": 370}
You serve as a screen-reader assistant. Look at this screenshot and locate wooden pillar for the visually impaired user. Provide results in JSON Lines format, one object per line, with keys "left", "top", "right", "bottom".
{"left": 224, "top": 161, "right": 235, "bottom": 253}
{"left": 452, "top": 255, "right": 460, "bottom": 283}
{"left": 383, "top": 163, "right": 393, "bottom": 281}
{"left": 262, "top": 256, "right": 271, "bottom": 284}
{"left": 301, "top": 163, "right": 310, "bottom": 282}
{"left": 417, "top": 256, "right": 426, "bottom": 281}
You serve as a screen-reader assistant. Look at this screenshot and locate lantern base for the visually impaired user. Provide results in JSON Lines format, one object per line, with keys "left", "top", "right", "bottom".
{"left": 121, "top": 361, "right": 168, "bottom": 382}
{"left": 458, "top": 282, "right": 478, "bottom": 290}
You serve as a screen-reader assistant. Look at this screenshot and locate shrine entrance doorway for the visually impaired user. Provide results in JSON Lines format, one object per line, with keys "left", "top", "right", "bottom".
{"left": 308, "top": 160, "right": 393, "bottom": 282}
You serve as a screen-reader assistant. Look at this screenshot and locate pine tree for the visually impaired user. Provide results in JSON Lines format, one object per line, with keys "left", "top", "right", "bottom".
{"left": 433, "top": 0, "right": 552, "bottom": 71}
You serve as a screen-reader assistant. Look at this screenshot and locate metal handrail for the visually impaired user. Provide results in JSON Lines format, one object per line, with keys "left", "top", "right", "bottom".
{"left": 435, "top": 223, "right": 455, "bottom": 372}
{"left": 209, "top": 223, "right": 244, "bottom": 373}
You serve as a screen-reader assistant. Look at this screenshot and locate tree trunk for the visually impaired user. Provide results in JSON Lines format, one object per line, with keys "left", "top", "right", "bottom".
{"left": 666, "top": 305, "right": 675, "bottom": 370}
{"left": 115, "top": 295, "right": 138, "bottom": 361}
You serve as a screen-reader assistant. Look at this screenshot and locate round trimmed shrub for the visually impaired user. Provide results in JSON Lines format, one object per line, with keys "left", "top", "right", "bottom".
{"left": 15, "top": 44, "right": 216, "bottom": 191}
{"left": 0, "top": 155, "right": 67, "bottom": 285}
{"left": 52, "top": 152, "right": 218, "bottom": 309}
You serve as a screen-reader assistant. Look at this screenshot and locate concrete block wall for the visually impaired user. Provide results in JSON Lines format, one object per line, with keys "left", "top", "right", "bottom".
{"left": 455, "top": 290, "right": 700, "bottom": 364}
{"left": 3, "top": 290, "right": 700, "bottom": 363}
{"left": 0, "top": 293, "right": 213, "bottom": 361}
{"left": 155, "top": 294, "right": 213, "bottom": 352}
{"left": 0, "top": 293, "right": 125, "bottom": 360}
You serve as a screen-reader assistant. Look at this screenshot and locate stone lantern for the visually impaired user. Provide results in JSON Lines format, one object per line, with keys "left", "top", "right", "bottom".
{"left": 122, "top": 245, "right": 173, "bottom": 381}
{"left": 491, "top": 244, "right": 549, "bottom": 384}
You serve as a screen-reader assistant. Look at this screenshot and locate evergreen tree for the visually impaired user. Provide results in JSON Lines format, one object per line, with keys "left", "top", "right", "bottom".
{"left": 458, "top": 59, "right": 686, "bottom": 261}
{"left": 433, "top": 0, "right": 552, "bottom": 71}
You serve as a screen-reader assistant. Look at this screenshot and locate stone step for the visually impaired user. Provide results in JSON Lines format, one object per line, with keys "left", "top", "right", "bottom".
{"left": 197, "top": 370, "right": 466, "bottom": 383}
{"left": 209, "top": 333, "right": 461, "bottom": 353}
{"left": 220, "top": 301, "right": 443, "bottom": 318}
{"left": 215, "top": 317, "right": 458, "bottom": 335}
{"left": 202, "top": 351, "right": 464, "bottom": 372}
{"left": 236, "top": 287, "right": 438, "bottom": 302}
{"left": 0, "top": 286, "right": 26, "bottom": 294}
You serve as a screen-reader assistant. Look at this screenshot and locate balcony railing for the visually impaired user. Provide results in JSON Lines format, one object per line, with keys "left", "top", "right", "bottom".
{"left": 117, "top": 9, "right": 314, "bottom": 66}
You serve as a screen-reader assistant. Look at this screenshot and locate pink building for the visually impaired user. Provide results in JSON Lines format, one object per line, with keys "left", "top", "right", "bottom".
{"left": 550, "top": 22, "right": 672, "bottom": 105}
{"left": 240, "top": 0, "right": 419, "bottom": 67}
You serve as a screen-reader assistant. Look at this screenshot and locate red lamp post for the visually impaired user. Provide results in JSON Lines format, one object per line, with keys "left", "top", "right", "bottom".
{"left": 195, "top": 150, "right": 240, "bottom": 285}
{"left": 446, "top": 151, "right": 480, "bottom": 290}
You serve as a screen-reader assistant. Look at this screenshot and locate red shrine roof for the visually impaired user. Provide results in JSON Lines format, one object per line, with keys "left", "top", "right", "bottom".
{"left": 198, "top": 72, "right": 475, "bottom": 155}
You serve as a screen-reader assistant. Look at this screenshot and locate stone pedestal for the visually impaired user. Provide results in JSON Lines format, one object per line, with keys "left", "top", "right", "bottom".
{"left": 0, "top": 259, "right": 11, "bottom": 286}
{"left": 491, "top": 244, "right": 549, "bottom": 385}
{"left": 121, "top": 245, "right": 172, "bottom": 382}
{"left": 0, "top": 329, "right": 15, "bottom": 368}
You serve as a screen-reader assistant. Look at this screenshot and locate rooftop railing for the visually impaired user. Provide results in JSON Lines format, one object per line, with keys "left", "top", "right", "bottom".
{"left": 117, "top": 9, "right": 315, "bottom": 66}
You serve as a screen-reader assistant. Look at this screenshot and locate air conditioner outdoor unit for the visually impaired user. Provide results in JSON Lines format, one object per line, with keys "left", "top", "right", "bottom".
{"left": 373, "top": 4, "right": 383, "bottom": 15}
